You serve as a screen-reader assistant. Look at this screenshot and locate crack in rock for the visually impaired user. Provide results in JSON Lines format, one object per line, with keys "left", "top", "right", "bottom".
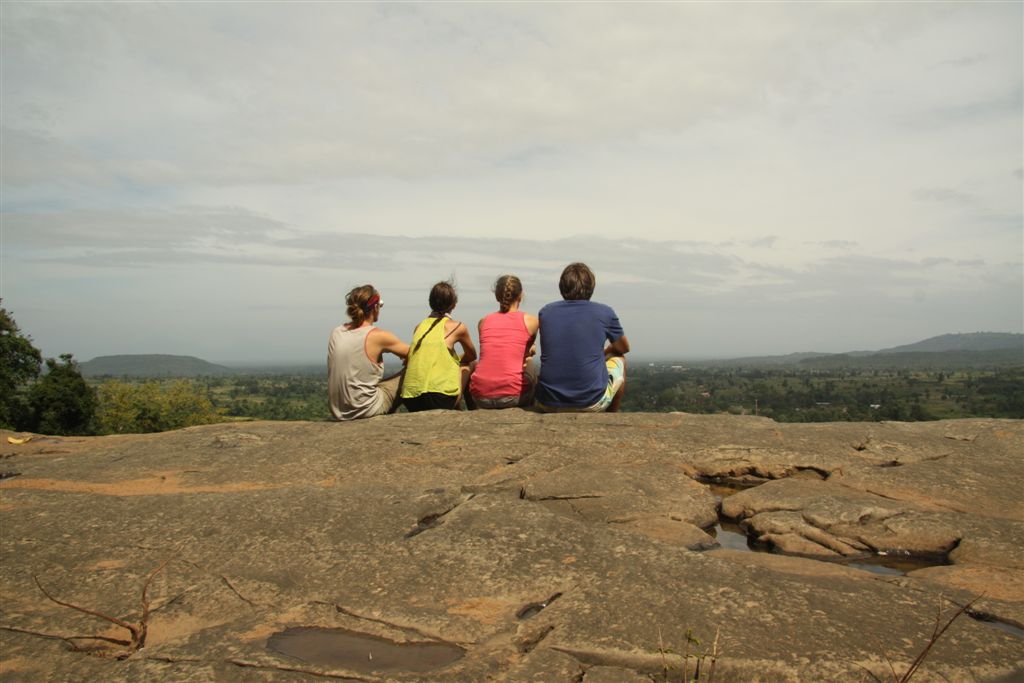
{"left": 516, "top": 592, "right": 563, "bottom": 620}
{"left": 794, "top": 466, "right": 830, "bottom": 479}
{"left": 965, "top": 610, "right": 1024, "bottom": 638}
{"left": 944, "top": 434, "right": 978, "bottom": 442}
{"left": 221, "top": 576, "right": 257, "bottom": 607}
{"left": 404, "top": 494, "right": 475, "bottom": 539}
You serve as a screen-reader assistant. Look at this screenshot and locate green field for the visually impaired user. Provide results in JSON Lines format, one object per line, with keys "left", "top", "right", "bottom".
{"left": 86, "top": 363, "right": 1023, "bottom": 425}
{"left": 625, "top": 364, "right": 1023, "bottom": 421}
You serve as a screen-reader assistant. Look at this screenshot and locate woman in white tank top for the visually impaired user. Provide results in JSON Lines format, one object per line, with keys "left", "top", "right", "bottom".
{"left": 328, "top": 285, "right": 410, "bottom": 420}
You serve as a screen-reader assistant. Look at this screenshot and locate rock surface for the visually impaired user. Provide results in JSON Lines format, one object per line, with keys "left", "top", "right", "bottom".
{"left": 1, "top": 412, "right": 1022, "bottom": 682}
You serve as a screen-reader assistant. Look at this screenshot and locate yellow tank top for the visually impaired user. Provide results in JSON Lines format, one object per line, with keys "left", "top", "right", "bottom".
{"left": 401, "top": 316, "right": 461, "bottom": 398}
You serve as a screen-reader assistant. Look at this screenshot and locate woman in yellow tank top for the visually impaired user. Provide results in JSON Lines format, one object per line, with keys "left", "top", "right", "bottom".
{"left": 401, "top": 281, "right": 477, "bottom": 412}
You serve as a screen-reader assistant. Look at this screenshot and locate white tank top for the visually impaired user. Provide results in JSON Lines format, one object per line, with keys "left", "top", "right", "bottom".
{"left": 328, "top": 325, "right": 386, "bottom": 420}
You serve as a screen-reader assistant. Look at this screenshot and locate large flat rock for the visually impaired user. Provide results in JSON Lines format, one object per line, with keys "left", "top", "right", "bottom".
{"left": 1, "top": 413, "right": 1022, "bottom": 681}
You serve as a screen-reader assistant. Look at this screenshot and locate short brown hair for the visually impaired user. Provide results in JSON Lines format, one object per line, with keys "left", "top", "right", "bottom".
{"left": 429, "top": 280, "right": 458, "bottom": 314}
{"left": 558, "top": 263, "right": 595, "bottom": 301}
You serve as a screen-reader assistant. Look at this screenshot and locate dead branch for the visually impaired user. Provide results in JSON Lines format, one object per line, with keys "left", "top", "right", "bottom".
{"left": 34, "top": 574, "right": 139, "bottom": 642}
{"left": 0, "top": 624, "right": 129, "bottom": 650}
{"left": 25, "top": 556, "right": 173, "bottom": 659}
{"left": 898, "top": 596, "right": 980, "bottom": 683}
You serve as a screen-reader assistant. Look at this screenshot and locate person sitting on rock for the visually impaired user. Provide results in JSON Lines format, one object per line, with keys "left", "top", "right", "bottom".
{"left": 468, "top": 274, "right": 540, "bottom": 409}
{"left": 328, "top": 285, "right": 409, "bottom": 421}
{"left": 535, "top": 262, "right": 630, "bottom": 413}
{"left": 401, "top": 280, "right": 477, "bottom": 412}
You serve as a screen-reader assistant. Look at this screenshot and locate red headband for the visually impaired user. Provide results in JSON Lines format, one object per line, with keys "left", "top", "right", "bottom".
{"left": 363, "top": 294, "right": 380, "bottom": 312}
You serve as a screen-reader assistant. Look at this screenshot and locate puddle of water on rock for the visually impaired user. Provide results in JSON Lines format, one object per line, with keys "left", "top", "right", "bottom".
{"left": 516, "top": 592, "right": 562, "bottom": 620}
{"left": 709, "top": 516, "right": 948, "bottom": 577}
{"left": 266, "top": 626, "right": 465, "bottom": 673}
{"left": 701, "top": 478, "right": 951, "bottom": 577}
{"left": 709, "top": 520, "right": 758, "bottom": 551}
{"left": 701, "top": 480, "right": 765, "bottom": 500}
{"left": 842, "top": 553, "right": 949, "bottom": 576}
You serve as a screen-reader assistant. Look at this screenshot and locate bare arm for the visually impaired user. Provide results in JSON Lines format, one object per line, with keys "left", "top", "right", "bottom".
{"left": 605, "top": 334, "right": 630, "bottom": 358}
{"left": 523, "top": 313, "right": 539, "bottom": 364}
{"left": 455, "top": 323, "right": 477, "bottom": 365}
{"left": 369, "top": 329, "right": 409, "bottom": 361}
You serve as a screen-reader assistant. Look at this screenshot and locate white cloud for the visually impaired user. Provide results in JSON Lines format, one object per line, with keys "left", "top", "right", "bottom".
{"left": 1, "top": 2, "right": 1021, "bottom": 361}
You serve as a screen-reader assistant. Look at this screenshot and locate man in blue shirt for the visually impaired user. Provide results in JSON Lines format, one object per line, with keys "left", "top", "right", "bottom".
{"left": 535, "top": 263, "right": 630, "bottom": 412}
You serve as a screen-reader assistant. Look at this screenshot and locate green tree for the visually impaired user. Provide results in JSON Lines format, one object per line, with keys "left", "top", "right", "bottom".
{"left": 0, "top": 303, "right": 43, "bottom": 429}
{"left": 27, "top": 354, "right": 96, "bottom": 435}
{"left": 97, "top": 380, "right": 223, "bottom": 433}
{"left": 161, "top": 380, "right": 222, "bottom": 429}
{"left": 97, "top": 380, "right": 162, "bottom": 433}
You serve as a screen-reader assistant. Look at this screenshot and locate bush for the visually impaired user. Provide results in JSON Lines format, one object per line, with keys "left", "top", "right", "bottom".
{"left": 97, "top": 380, "right": 224, "bottom": 434}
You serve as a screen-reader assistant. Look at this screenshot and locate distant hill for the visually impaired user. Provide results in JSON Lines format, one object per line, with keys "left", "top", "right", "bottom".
{"left": 690, "top": 332, "right": 1023, "bottom": 369}
{"left": 80, "top": 354, "right": 237, "bottom": 378}
{"left": 879, "top": 332, "right": 1023, "bottom": 354}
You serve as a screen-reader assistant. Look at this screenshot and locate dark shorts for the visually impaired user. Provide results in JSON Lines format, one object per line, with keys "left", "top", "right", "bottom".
{"left": 403, "top": 392, "right": 459, "bottom": 412}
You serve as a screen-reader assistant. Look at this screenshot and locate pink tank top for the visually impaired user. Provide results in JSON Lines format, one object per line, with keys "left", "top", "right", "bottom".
{"left": 470, "top": 311, "right": 533, "bottom": 398}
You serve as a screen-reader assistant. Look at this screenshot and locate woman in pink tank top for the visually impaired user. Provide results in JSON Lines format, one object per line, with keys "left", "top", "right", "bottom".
{"left": 469, "top": 275, "right": 540, "bottom": 409}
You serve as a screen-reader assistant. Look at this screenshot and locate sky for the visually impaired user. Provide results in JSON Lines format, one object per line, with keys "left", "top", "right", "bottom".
{"left": 1, "top": 2, "right": 1021, "bottom": 364}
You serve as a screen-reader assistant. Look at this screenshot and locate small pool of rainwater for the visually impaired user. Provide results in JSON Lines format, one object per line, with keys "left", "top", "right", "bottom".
{"left": 708, "top": 517, "right": 948, "bottom": 576}
{"left": 267, "top": 627, "right": 465, "bottom": 673}
{"left": 702, "top": 480, "right": 948, "bottom": 577}
{"left": 709, "top": 520, "right": 759, "bottom": 552}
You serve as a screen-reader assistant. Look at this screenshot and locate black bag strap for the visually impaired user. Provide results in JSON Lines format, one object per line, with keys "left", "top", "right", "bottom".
{"left": 444, "top": 321, "right": 462, "bottom": 340}
{"left": 412, "top": 316, "right": 446, "bottom": 353}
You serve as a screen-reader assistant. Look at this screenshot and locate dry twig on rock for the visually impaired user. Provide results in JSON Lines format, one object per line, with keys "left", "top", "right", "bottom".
{"left": 14, "top": 557, "right": 173, "bottom": 659}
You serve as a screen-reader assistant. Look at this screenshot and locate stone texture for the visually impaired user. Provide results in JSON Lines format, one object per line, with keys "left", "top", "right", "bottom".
{"left": 1, "top": 412, "right": 1022, "bottom": 682}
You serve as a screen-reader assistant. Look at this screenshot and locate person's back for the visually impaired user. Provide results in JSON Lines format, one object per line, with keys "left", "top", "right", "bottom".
{"left": 327, "top": 285, "right": 409, "bottom": 421}
{"left": 328, "top": 325, "right": 386, "bottom": 420}
{"left": 535, "top": 263, "right": 630, "bottom": 412}
{"left": 470, "top": 275, "right": 539, "bottom": 408}
{"left": 401, "top": 280, "right": 477, "bottom": 412}
{"left": 536, "top": 299, "right": 621, "bottom": 407}
{"left": 402, "top": 315, "right": 461, "bottom": 399}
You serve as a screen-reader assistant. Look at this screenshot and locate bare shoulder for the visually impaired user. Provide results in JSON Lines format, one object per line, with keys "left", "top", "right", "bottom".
{"left": 523, "top": 313, "right": 540, "bottom": 333}
{"left": 370, "top": 328, "right": 400, "bottom": 344}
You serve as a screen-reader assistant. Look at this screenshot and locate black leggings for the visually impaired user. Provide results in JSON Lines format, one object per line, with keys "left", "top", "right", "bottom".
{"left": 403, "top": 392, "right": 459, "bottom": 412}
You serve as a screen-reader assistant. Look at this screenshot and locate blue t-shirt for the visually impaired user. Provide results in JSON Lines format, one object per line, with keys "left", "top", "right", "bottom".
{"left": 536, "top": 300, "right": 625, "bottom": 407}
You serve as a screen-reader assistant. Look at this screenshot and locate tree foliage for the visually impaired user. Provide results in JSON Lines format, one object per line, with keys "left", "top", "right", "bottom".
{"left": 0, "top": 303, "right": 43, "bottom": 429}
{"left": 27, "top": 354, "right": 97, "bottom": 435}
{"left": 96, "top": 380, "right": 224, "bottom": 434}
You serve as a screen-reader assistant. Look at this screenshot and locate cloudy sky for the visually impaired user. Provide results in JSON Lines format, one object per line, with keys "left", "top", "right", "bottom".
{"left": 2, "top": 2, "right": 1021, "bottom": 363}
